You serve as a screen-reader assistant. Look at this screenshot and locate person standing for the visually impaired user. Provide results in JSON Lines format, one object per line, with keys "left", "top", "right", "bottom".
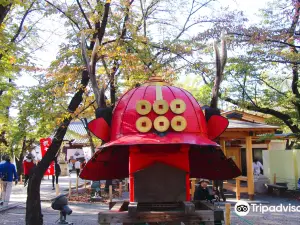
{"left": 253, "top": 158, "right": 263, "bottom": 176}
{"left": 74, "top": 159, "right": 81, "bottom": 177}
{"left": 0, "top": 156, "right": 18, "bottom": 206}
{"left": 23, "top": 153, "right": 35, "bottom": 187}
{"left": 0, "top": 155, "right": 6, "bottom": 201}
{"left": 52, "top": 158, "right": 61, "bottom": 190}
{"left": 68, "top": 159, "right": 73, "bottom": 176}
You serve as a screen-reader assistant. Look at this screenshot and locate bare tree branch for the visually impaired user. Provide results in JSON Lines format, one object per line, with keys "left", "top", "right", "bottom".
{"left": 44, "top": 0, "right": 80, "bottom": 30}
{"left": 76, "top": 0, "right": 93, "bottom": 29}
{"left": 97, "top": 1, "right": 111, "bottom": 44}
{"left": 175, "top": 0, "right": 214, "bottom": 40}
{"left": 11, "top": 1, "right": 36, "bottom": 43}
{"left": 228, "top": 32, "right": 300, "bottom": 48}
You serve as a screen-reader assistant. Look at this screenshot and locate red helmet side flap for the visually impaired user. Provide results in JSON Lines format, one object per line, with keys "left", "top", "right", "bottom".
{"left": 207, "top": 115, "right": 229, "bottom": 140}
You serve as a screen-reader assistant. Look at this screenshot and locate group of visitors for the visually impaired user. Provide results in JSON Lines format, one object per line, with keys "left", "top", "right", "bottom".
{"left": 1, "top": 151, "right": 266, "bottom": 205}
{"left": 22, "top": 152, "right": 61, "bottom": 190}
{"left": 0, "top": 152, "right": 64, "bottom": 206}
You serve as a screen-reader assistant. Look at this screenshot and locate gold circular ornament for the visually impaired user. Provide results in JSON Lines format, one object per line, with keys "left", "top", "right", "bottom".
{"left": 170, "top": 99, "right": 186, "bottom": 114}
{"left": 153, "top": 116, "right": 170, "bottom": 132}
{"left": 153, "top": 100, "right": 169, "bottom": 115}
{"left": 136, "top": 117, "right": 152, "bottom": 133}
{"left": 171, "top": 116, "right": 187, "bottom": 132}
{"left": 136, "top": 100, "right": 151, "bottom": 115}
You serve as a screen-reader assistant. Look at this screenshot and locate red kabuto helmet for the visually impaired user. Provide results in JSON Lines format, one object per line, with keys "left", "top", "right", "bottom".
{"left": 80, "top": 76, "right": 241, "bottom": 180}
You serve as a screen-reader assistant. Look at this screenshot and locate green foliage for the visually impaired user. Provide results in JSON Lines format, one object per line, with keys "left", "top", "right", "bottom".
{"left": 205, "top": 0, "right": 300, "bottom": 138}
{"left": 178, "top": 76, "right": 212, "bottom": 106}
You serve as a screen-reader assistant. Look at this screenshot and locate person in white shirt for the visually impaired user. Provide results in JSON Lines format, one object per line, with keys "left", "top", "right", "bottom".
{"left": 74, "top": 159, "right": 81, "bottom": 177}
{"left": 253, "top": 158, "right": 263, "bottom": 175}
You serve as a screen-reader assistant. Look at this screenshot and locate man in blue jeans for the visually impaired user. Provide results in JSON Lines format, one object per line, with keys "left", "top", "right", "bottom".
{"left": 0, "top": 155, "right": 18, "bottom": 206}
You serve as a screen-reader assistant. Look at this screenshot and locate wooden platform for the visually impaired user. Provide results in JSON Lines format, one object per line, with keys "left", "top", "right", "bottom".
{"left": 100, "top": 201, "right": 224, "bottom": 224}
{"left": 223, "top": 176, "right": 249, "bottom": 200}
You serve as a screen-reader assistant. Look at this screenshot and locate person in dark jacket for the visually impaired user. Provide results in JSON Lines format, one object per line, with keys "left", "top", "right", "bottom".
{"left": 194, "top": 179, "right": 219, "bottom": 201}
{"left": 52, "top": 158, "right": 61, "bottom": 190}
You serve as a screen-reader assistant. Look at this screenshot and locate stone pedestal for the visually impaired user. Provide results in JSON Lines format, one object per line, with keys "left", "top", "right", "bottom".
{"left": 254, "top": 175, "right": 270, "bottom": 194}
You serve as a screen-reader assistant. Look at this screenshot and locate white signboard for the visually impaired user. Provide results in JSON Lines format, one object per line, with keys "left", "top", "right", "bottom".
{"left": 67, "top": 149, "right": 85, "bottom": 161}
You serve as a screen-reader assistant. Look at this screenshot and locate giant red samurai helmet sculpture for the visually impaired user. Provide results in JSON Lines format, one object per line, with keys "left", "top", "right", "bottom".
{"left": 80, "top": 75, "right": 241, "bottom": 202}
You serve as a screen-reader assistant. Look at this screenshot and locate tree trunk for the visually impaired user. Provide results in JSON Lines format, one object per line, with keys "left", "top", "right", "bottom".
{"left": 25, "top": 70, "right": 89, "bottom": 225}
{"left": 16, "top": 153, "right": 24, "bottom": 177}
{"left": 0, "top": 3, "right": 12, "bottom": 26}
{"left": 16, "top": 137, "right": 27, "bottom": 177}
{"left": 286, "top": 139, "right": 295, "bottom": 150}
{"left": 110, "top": 73, "right": 116, "bottom": 106}
{"left": 81, "top": 118, "right": 96, "bottom": 154}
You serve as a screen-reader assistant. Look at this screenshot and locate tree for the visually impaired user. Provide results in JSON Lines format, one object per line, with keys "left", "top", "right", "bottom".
{"left": 0, "top": 0, "right": 48, "bottom": 154}
{"left": 7, "top": 80, "right": 69, "bottom": 176}
{"left": 25, "top": 70, "right": 90, "bottom": 224}
{"left": 46, "top": 0, "right": 242, "bottom": 104}
{"left": 25, "top": 0, "right": 113, "bottom": 222}
{"left": 212, "top": 0, "right": 300, "bottom": 147}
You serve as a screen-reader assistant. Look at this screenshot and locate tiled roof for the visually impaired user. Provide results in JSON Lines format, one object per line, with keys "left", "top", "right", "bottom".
{"left": 228, "top": 119, "right": 279, "bottom": 130}
{"left": 222, "top": 109, "right": 269, "bottom": 118}
{"left": 64, "top": 121, "right": 90, "bottom": 144}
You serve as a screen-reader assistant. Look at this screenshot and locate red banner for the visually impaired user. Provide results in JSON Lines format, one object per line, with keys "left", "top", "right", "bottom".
{"left": 40, "top": 138, "right": 54, "bottom": 175}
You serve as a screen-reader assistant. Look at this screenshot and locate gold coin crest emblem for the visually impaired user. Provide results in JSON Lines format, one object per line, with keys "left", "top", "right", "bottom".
{"left": 153, "top": 100, "right": 169, "bottom": 115}
{"left": 170, "top": 99, "right": 186, "bottom": 114}
{"left": 136, "top": 100, "right": 151, "bottom": 115}
{"left": 171, "top": 116, "right": 187, "bottom": 132}
{"left": 153, "top": 116, "right": 170, "bottom": 132}
{"left": 136, "top": 117, "right": 152, "bottom": 133}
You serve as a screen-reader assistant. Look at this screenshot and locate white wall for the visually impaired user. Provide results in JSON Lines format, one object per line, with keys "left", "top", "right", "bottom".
{"left": 263, "top": 149, "right": 300, "bottom": 189}
{"left": 269, "top": 140, "right": 287, "bottom": 151}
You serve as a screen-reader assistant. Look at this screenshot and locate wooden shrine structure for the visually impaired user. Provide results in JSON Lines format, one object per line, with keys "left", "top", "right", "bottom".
{"left": 219, "top": 110, "right": 279, "bottom": 200}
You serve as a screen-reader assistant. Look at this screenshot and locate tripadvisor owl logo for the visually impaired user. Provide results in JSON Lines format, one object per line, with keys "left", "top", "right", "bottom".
{"left": 235, "top": 201, "right": 250, "bottom": 216}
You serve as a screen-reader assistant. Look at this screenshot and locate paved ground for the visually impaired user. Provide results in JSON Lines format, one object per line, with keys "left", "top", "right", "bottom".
{"left": 8, "top": 173, "right": 87, "bottom": 203}
{"left": 0, "top": 202, "right": 108, "bottom": 225}
{"left": 225, "top": 194, "right": 300, "bottom": 224}
{"left": 1, "top": 177, "right": 300, "bottom": 224}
